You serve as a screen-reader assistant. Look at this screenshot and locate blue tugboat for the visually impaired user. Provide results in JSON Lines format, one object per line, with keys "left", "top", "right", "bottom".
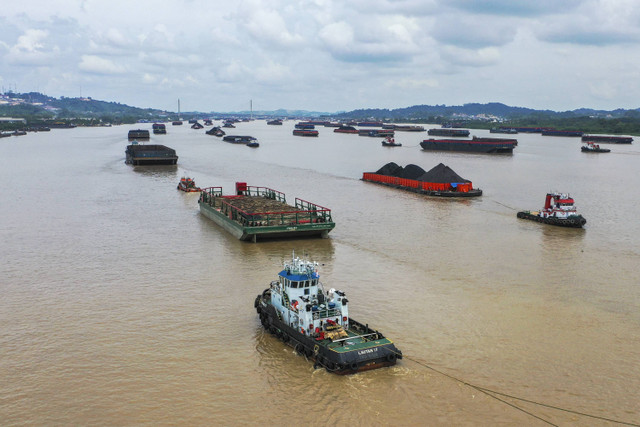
{"left": 255, "top": 252, "right": 402, "bottom": 374}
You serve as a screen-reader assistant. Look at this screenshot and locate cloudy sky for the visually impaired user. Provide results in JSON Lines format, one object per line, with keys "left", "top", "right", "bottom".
{"left": 2, "top": 0, "right": 640, "bottom": 113}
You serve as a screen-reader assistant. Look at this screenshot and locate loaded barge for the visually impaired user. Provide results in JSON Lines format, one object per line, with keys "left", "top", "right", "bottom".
{"left": 125, "top": 144, "right": 178, "bottom": 165}
{"left": 420, "top": 136, "right": 517, "bottom": 153}
{"left": 255, "top": 252, "right": 402, "bottom": 374}
{"left": 362, "top": 162, "right": 482, "bottom": 197}
{"left": 198, "top": 183, "right": 334, "bottom": 242}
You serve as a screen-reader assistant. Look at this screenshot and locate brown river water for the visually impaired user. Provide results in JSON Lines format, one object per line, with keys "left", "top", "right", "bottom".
{"left": 1, "top": 121, "right": 639, "bottom": 426}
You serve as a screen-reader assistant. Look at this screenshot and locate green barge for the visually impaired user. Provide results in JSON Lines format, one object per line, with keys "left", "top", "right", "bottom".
{"left": 198, "top": 183, "right": 335, "bottom": 242}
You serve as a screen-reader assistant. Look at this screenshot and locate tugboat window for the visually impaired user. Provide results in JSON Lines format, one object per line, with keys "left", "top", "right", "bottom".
{"left": 304, "top": 288, "right": 310, "bottom": 295}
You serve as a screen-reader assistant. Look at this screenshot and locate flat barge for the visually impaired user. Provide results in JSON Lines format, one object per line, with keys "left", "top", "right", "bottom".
{"left": 581, "top": 135, "right": 633, "bottom": 144}
{"left": 541, "top": 129, "right": 583, "bottom": 137}
{"left": 198, "top": 183, "right": 334, "bottom": 242}
{"left": 293, "top": 129, "right": 319, "bottom": 137}
{"left": 255, "top": 252, "right": 402, "bottom": 374}
{"left": 420, "top": 136, "right": 516, "bottom": 153}
{"left": 362, "top": 162, "right": 482, "bottom": 197}
{"left": 125, "top": 144, "right": 178, "bottom": 165}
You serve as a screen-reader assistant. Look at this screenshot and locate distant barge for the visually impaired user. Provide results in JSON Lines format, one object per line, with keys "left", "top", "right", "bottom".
{"left": 541, "top": 129, "right": 583, "bottom": 137}
{"left": 293, "top": 129, "right": 319, "bottom": 137}
{"left": 362, "top": 162, "right": 482, "bottom": 198}
{"left": 125, "top": 144, "right": 178, "bottom": 165}
{"left": 152, "top": 123, "right": 166, "bottom": 134}
{"left": 128, "top": 129, "right": 150, "bottom": 139}
{"left": 420, "top": 136, "right": 517, "bottom": 153}
{"left": 427, "top": 128, "right": 470, "bottom": 137}
{"left": 198, "top": 183, "right": 335, "bottom": 242}
{"left": 581, "top": 135, "right": 633, "bottom": 144}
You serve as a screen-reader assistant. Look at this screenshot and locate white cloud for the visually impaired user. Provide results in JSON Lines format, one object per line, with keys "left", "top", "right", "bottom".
{"left": 255, "top": 60, "right": 290, "bottom": 84}
{"left": 240, "top": 4, "right": 304, "bottom": 48}
{"left": 2, "top": 0, "right": 640, "bottom": 111}
{"left": 439, "top": 46, "right": 501, "bottom": 67}
{"left": 6, "top": 29, "right": 58, "bottom": 66}
{"left": 319, "top": 19, "right": 420, "bottom": 62}
{"left": 78, "top": 55, "right": 126, "bottom": 74}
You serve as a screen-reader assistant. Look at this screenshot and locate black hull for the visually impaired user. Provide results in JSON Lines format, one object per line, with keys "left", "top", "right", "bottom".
{"left": 420, "top": 141, "right": 513, "bottom": 153}
{"left": 362, "top": 179, "right": 482, "bottom": 198}
{"left": 517, "top": 211, "right": 586, "bottom": 228}
{"left": 581, "top": 147, "right": 610, "bottom": 153}
{"left": 255, "top": 293, "right": 401, "bottom": 375}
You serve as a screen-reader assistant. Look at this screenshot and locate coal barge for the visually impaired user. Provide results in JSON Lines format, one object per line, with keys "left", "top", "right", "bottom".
{"left": 255, "top": 252, "right": 402, "bottom": 374}
{"left": 362, "top": 162, "right": 482, "bottom": 197}
{"left": 420, "top": 136, "right": 517, "bottom": 153}
{"left": 517, "top": 192, "right": 586, "bottom": 228}
{"left": 198, "top": 183, "right": 334, "bottom": 242}
{"left": 125, "top": 144, "right": 178, "bottom": 165}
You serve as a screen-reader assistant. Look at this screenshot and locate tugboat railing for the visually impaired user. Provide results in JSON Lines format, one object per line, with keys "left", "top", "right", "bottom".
{"left": 331, "top": 332, "right": 380, "bottom": 343}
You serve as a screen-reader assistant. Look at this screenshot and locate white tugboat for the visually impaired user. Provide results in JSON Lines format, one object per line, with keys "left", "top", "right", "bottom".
{"left": 517, "top": 192, "right": 587, "bottom": 228}
{"left": 254, "top": 252, "right": 402, "bottom": 374}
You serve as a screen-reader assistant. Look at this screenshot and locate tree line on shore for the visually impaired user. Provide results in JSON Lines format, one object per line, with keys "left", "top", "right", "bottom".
{"left": 2, "top": 93, "right": 640, "bottom": 136}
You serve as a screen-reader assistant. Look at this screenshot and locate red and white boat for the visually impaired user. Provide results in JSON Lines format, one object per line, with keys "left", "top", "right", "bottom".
{"left": 517, "top": 192, "right": 587, "bottom": 228}
{"left": 381, "top": 136, "right": 401, "bottom": 147}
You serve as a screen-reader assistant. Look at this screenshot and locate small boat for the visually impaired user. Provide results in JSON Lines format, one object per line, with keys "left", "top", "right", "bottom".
{"left": 172, "top": 121, "right": 183, "bottom": 126}
{"left": 581, "top": 142, "right": 610, "bottom": 153}
{"left": 246, "top": 141, "right": 259, "bottom": 148}
{"left": 267, "top": 119, "right": 283, "bottom": 125}
{"left": 381, "top": 136, "right": 401, "bottom": 147}
{"left": 177, "top": 177, "right": 201, "bottom": 192}
{"left": 517, "top": 192, "right": 586, "bottom": 228}
{"left": 255, "top": 251, "right": 402, "bottom": 374}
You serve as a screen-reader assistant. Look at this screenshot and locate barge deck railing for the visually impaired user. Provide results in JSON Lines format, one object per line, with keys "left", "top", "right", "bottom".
{"left": 199, "top": 186, "right": 333, "bottom": 227}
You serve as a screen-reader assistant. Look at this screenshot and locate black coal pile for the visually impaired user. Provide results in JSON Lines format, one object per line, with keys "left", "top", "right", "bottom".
{"left": 417, "top": 163, "right": 469, "bottom": 183}
{"left": 373, "top": 162, "right": 469, "bottom": 183}
{"left": 375, "top": 162, "right": 403, "bottom": 176}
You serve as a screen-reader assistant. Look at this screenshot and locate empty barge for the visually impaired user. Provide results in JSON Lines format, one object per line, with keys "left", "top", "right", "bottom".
{"left": 198, "top": 183, "right": 335, "bottom": 242}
